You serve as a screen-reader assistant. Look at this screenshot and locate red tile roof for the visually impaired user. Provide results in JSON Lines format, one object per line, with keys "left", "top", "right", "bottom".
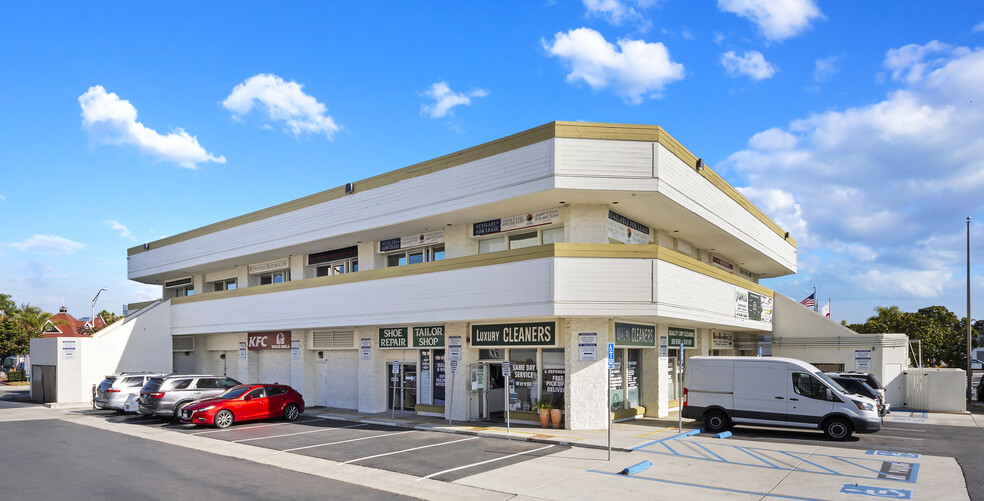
{"left": 41, "top": 310, "right": 106, "bottom": 338}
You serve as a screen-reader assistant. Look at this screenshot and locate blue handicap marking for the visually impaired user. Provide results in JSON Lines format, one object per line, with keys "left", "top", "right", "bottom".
{"left": 840, "top": 484, "right": 911, "bottom": 499}
{"left": 866, "top": 450, "right": 920, "bottom": 459}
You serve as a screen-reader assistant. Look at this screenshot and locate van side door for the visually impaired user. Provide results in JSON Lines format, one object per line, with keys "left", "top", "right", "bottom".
{"left": 732, "top": 361, "right": 788, "bottom": 425}
{"left": 787, "top": 371, "right": 834, "bottom": 428}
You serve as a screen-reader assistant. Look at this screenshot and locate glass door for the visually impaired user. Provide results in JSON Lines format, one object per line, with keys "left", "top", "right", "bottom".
{"left": 388, "top": 363, "right": 417, "bottom": 411}
{"left": 479, "top": 362, "right": 505, "bottom": 421}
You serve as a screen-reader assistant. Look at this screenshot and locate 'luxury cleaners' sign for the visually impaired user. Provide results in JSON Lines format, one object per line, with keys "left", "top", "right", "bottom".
{"left": 471, "top": 322, "right": 556, "bottom": 346}
{"left": 614, "top": 322, "right": 656, "bottom": 347}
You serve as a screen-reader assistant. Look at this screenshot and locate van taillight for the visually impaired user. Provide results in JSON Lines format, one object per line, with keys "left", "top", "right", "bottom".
{"left": 683, "top": 387, "right": 688, "bottom": 407}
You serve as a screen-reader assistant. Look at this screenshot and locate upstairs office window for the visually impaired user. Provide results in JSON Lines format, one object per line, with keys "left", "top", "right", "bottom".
{"left": 211, "top": 278, "right": 237, "bottom": 292}
{"left": 386, "top": 245, "right": 445, "bottom": 267}
{"left": 257, "top": 270, "right": 290, "bottom": 285}
{"left": 309, "top": 246, "right": 359, "bottom": 277}
{"left": 164, "top": 277, "right": 194, "bottom": 297}
{"left": 478, "top": 226, "right": 564, "bottom": 254}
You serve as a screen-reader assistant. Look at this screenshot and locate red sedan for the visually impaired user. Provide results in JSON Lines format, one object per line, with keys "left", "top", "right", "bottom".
{"left": 180, "top": 384, "right": 305, "bottom": 428}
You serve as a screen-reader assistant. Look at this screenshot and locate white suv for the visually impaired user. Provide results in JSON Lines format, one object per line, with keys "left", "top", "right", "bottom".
{"left": 94, "top": 372, "right": 165, "bottom": 412}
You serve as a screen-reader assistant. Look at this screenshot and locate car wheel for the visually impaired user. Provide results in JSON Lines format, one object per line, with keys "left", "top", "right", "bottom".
{"left": 823, "top": 417, "right": 852, "bottom": 440}
{"left": 284, "top": 404, "right": 300, "bottom": 422}
{"left": 214, "top": 409, "right": 234, "bottom": 429}
{"left": 703, "top": 410, "right": 730, "bottom": 433}
{"left": 171, "top": 402, "right": 190, "bottom": 422}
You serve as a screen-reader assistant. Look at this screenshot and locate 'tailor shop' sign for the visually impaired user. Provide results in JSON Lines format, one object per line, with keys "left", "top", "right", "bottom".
{"left": 248, "top": 331, "right": 292, "bottom": 350}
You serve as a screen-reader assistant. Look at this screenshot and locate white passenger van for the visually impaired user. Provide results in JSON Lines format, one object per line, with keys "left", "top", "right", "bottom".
{"left": 682, "top": 356, "right": 881, "bottom": 440}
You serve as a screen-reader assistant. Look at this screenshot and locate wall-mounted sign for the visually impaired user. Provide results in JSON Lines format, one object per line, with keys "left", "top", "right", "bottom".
{"left": 614, "top": 322, "right": 656, "bottom": 347}
{"left": 471, "top": 322, "right": 555, "bottom": 347}
{"left": 855, "top": 350, "right": 872, "bottom": 370}
{"left": 472, "top": 208, "right": 561, "bottom": 236}
{"left": 360, "top": 338, "right": 371, "bottom": 360}
{"left": 711, "top": 331, "right": 734, "bottom": 349}
{"left": 412, "top": 325, "right": 445, "bottom": 348}
{"left": 248, "top": 331, "right": 292, "bottom": 350}
{"left": 578, "top": 333, "right": 598, "bottom": 361}
{"left": 378, "top": 327, "right": 409, "bottom": 348}
{"left": 448, "top": 335, "right": 462, "bottom": 361}
{"left": 712, "top": 256, "right": 734, "bottom": 271}
{"left": 239, "top": 341, "right": 246, "bottom": 359}
{"left": 61, "top": 339, "right": 77, "bottom": 359}
{"left": 668, "top": 327, "right": 696, "bottom": 348}
{"left": 735, "top": 287, "right": 774, "bottom": 323}
{"left": 607, "top": 211, "right": 651, "bottom": 245}
{"left": 248, "top": 258, "right": 290, "bottom": 275}
{"left": 379, "top": 230, "right": 444, "bottom": 253}
{"left": 659, "top": 336, "right": 668, "bottom": 357}
{"left": 291, "top": 340, "right": 300, "bottom": 359}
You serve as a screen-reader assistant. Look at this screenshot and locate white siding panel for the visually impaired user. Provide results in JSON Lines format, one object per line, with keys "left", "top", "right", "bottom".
{"left": 171, "top": 259, "right": 556, "bottom": 335}
{"left": 555, "top": 138, "right": 653, "bottom": 178}
{"left": 554, "top": 257, "right": 652, "bottom": 303}
{"left": 654, "top": 261, "right": 771, "bottom": 331}
{"left": 323, "top": 351, "right": 358, "bottom": 409}
{"left": 130, "top": 140, "right": 557, "bottom": 279}
{"left": 656, "top": 143, "right": 796, "bottom": 272}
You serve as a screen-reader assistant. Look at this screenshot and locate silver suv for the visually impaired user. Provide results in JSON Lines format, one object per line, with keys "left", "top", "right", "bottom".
{"left": 138, "top": 375, "right": 241, "bottom": 420}
{"left": 94, "top": 372, "right": 166, "bottom": 412}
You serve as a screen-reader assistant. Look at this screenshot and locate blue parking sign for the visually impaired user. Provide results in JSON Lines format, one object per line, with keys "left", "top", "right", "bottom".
{"left": 607, "top": 343, "right": 615, "bottom": 369}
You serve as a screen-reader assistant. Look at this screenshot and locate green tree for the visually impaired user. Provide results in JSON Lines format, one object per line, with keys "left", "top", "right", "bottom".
{"left": 0, "top": 315, "right": 29, "bottom": 365}
{"left": 17, "top": 304, "right": 53, "bottom": 337}
{"left": 848, "top": 305, "right": 974, "bottom": 368}
{"left": 97, "top": 309, "right": 122, "bottom": 326}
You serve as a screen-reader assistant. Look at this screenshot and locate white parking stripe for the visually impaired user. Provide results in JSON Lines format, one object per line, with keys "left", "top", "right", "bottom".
{"left": 190, "top": 417, "right": 323, "bottom": 435}
{"left": 419, "top": 444, "right": 556, "bottom": 480}
{"left": 280, "top": 429, "right": 415, "bottom": 452}
{"left": 232, "top": 423, "right": 366, "bottom": 442}
{"left": 342, "top": 436, "right": 478, "bottom": 464}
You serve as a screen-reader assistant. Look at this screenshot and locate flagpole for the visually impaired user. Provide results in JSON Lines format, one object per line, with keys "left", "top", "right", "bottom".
{"left": 813, "top": 286, "right": 818, "bottom": 312}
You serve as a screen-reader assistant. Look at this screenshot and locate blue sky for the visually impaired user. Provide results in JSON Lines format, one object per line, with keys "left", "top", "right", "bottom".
{"left": 2, "top": 1, "right": 984, "bottom": 325}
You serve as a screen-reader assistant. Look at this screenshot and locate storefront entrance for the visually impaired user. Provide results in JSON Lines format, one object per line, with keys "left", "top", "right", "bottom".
{"left": 477, "top": 361, "right": 506, "bottom": 421}
{"left": 387, "top": 363, "right": 417, "bottom": 411}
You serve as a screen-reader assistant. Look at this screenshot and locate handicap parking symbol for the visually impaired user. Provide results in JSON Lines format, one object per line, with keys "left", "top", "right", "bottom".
{"left": 840, "top": 484, "right": 911, "bottom": 499}
{"left": 866, "top": 450, "right": 920, "bottom": 459}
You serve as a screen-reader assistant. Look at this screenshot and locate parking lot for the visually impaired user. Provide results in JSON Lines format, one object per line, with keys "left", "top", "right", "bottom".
{"left": 87, "top": 411, "right": 570, "bottom": 483}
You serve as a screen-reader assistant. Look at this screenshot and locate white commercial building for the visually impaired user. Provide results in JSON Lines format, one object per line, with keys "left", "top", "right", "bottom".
{"left": 116, "top": 121, "right": 798, "bottom": 429}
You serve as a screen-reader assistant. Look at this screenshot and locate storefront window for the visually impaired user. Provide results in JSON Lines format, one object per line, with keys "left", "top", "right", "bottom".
{"left": 626, "top": 349, "right": 641, "bottom": 408}
{"left": 509, "top": 349, "right": 536, "bottom": 411}
{"left": 610, "top": 349, "right": 624, "bottom": 411}
{"left": 541, "top": 349, "right": 565, "bottom": 408}
{"left": 433, "top": 349, "right": 446, "bottom": 405}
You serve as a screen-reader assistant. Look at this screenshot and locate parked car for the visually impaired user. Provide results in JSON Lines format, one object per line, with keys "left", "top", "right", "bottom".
{"left": 94, "top": 372, "right": 166, "bottom": 412}
{"left": 824, "top": 371, "right": 887, "bottom": 404}
{"left": 138, "top": 375, "right": 241, "bottom": 420}
{"left": 828, "top": 375, "right": 887, "bottom": 417}
{"left": 180, "top": 383, "right": 305, "bottom": 428}
{"left": 682, "top": 356, "right": 881, "bottom": 440}
{"left": 972, "top": 358, "right": 983, "bottom": 371}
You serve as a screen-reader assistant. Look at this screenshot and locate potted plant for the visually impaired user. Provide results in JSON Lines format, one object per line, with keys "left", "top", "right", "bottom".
{"left": 532, "top": 397, "right": 553, "bottom": 428}
{"left": 550, "top": 406, "right": 563, "bottom": 429}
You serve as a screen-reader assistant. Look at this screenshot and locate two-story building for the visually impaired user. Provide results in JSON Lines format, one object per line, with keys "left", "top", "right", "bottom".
{"left": 125, "top": 121, "right": 797, "bottom": 429}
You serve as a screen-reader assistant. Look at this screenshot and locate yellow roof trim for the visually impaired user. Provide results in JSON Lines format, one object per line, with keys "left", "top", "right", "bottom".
{"left": 131, "top": 121, "right": 794, "bottom": 256}
{"left": 171, "top": 243, "right": 773, "bottom": 305}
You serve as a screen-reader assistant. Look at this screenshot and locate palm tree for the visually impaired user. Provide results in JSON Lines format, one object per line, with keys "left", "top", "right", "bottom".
{"left": 17, "top": 304, "right": 55, "bottom": 337}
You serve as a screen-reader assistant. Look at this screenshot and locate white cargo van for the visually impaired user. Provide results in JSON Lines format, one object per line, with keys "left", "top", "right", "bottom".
{"left": 682, "top": 356, "right": 881, "bottom": 440}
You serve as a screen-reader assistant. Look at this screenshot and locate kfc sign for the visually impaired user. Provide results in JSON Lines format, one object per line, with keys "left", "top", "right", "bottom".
{"left": 248, "top": 331, "right": 292, "bottom": 350}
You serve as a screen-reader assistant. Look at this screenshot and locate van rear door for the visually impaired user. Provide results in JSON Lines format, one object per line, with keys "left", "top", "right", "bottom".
{"left": 732, "top": 360, "right": 787, "bottom": 425}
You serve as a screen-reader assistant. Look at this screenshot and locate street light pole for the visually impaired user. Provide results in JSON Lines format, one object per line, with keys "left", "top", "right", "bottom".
{"left": 967, "top": 217, "right": 972, "bottom": 401}
{"left": 91, "top": 288, "right": 107, "bottom": 332}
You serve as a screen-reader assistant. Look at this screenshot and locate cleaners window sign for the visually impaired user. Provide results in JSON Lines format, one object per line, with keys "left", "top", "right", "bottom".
{"left": 614, "top": 322, "right": 656, "bottom": 347}
{"left": 378, "top": 327, "right": 409, "bottom": 349}
{"left": 471, "top": 322, "right": 555, "bottom": 347}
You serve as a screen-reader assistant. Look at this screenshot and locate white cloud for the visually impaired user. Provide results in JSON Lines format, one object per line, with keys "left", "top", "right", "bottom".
{"left": 973, "top": 21, "right": 984, "bottom": 33}
{"left": 542, "top": 27, "right": 685, "bottom": 104}
{"left": 721, "top": 50, "right": 777, "bottom": 80}
{"left": 0, "top": 194, "right": 5, "bottom": 200}
{"left": 105, "top": 220, "right": 135, "bottom": 240}
{"left": 223, "top": 74, "right": 340, "bottom": 139}
{"left": 718, "top": 0, "right": 823, "bottom": 42}
{"left": 724, "top": 41, "right": 984, "bottom": 308}
{"left": 420, "top": 81, "right": 488, "bottom": 119}
{"left": 582, "top": 0, "right": 654, "bottom": 31}
{"left": 79, "top": 86, "right": 226, "bottom": 169}
{"left": 10, "top": 235, "right": 86, "bottom": 255}
{"left": 813, "top": 55, "right": 840, "bottom": 82}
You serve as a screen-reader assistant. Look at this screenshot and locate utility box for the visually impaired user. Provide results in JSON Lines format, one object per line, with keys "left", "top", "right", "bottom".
{"left": 903, "top": 368, "right": 966, "bottom": 412}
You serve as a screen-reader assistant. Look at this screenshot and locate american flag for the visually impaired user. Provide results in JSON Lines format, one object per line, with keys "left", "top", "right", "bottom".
{"left": 800, "top": 293, "right": 816, "bottom": 308}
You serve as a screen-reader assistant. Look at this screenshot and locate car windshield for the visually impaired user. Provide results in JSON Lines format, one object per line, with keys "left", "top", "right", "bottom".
{"left": 814, "top": 371, "right": 847, "bottom": 394}
{"left": 215, "top": 386, "right": 251, "bottom": 399}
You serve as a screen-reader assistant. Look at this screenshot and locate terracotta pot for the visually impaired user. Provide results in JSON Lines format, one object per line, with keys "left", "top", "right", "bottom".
{"left": 550, "top": 408, "right": 562, "bottom": 428}
{"left": 538, "top": 408, "right": 550, "bottom": 427}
